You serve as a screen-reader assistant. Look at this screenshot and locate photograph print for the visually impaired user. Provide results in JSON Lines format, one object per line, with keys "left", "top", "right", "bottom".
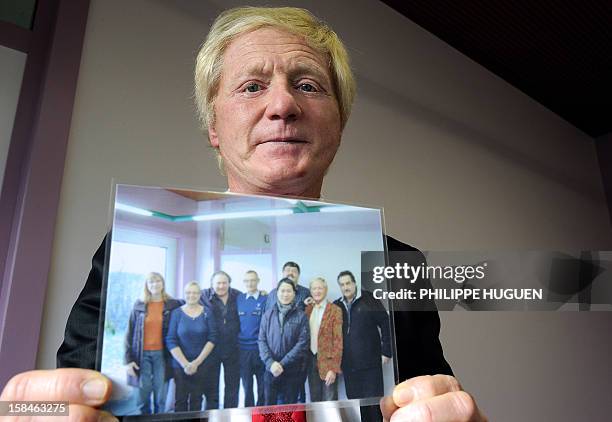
{"left": 98, "top": 184, "right": 396, "bottom": 417}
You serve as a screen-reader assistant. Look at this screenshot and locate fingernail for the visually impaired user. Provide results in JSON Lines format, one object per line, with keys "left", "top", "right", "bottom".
{"left": 393, "top": 385, "right": 413, "bottom": 405}
{"left": 98, "top": 411, "right": 119, "bottom": 422}
{"left": 82, "top": 377, "right": 108, "bottom": 402}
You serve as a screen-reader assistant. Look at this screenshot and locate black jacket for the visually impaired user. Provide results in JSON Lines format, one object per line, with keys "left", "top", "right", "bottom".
{"left": 57, "top": 235, "right": 453, "bottom": 380}
{"left": 334, "top": 290, "right": 392, "bottom": 373}
{"left": 124, "top": 298, "right": 182, "bottom": 381}
{"left": 199, "top": 287, "right": 241, "bottom": 357}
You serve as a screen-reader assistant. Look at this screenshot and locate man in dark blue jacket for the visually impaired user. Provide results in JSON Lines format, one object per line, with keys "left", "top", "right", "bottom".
{"left": 334, "top": 270, "right": 392, "bottom": 400}
{"left": 199, "top": 270, "right": 241, "bottom": 409}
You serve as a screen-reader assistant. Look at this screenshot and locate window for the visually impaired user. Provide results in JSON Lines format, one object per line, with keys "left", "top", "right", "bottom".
{"left": 101, "top": 229, "right": 177, "bottom": 381}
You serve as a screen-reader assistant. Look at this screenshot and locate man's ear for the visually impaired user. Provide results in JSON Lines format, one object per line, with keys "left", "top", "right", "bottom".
{"left": 208, "top": 125, "right": 220, "bottom": 149}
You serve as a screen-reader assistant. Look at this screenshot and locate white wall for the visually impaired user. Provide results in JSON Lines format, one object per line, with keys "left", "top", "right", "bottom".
{"left": 0, "top": 45, "right": 26, "bottom": 189}
{"left": 38, "top": 0, "right": 612, "bottom": 420}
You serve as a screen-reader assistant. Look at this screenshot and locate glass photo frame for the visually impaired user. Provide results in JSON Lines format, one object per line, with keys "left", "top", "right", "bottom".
{"left": 97, "top": 184, "right": 397, "bottom": 419}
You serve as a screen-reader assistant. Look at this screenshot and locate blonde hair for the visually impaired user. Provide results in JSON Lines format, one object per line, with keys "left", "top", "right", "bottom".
{"left": 194, "top": 6, "right": 356, "bottom": 137}
{"left": 309, "top": 276, "right": 328, "bottom": 289}
{"left": 143, "top": 272, "right": 171, "bottom": 304}
{"left": 184, "top": 281, "right": 201, "bottom": 292}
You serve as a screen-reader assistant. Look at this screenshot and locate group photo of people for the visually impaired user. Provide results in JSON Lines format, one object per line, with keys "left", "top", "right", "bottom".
{"left": 100, "top": 185, "right": 394, "bottom": 416}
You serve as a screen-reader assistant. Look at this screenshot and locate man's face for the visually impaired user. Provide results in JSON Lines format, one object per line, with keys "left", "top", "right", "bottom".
{"left": 212, "top": 274, "right": 230, "bottom": 297}
{"left": 338, "top": 275, "right": 356, "bottom": 300}
{"left": 282, "top": 265, "right": 300, "bottom": 284}
{"left": 310, "top": 280, "right": 327, "bottom": 303}
{"left": 243, "top": 272, "right": 259, "bottom": 293}
{"left": 209, "top": 27, "right": 342, "bottom": 196}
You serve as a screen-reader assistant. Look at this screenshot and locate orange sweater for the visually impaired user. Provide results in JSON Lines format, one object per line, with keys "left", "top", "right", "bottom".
{"left": 143, "top": 301, "right": 163, "bottom": 351}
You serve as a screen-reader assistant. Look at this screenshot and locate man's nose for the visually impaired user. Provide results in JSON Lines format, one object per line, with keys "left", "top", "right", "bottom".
{"left": 265, "top": 84, "right": 301, "bottom": 121}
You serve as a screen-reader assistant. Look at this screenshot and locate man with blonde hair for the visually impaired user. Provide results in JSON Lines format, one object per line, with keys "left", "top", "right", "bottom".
{"left": 305, "top": 277, "right": 343, "bottom": 402}
{"left": 2, "top": 6, "right": 486, "bottom": 422}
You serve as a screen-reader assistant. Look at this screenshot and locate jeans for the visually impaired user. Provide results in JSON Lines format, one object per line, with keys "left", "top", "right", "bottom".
{"left": 307, "top": 353, "right": 338, "bottom": 402}
{"left": 138, "top": 350, "right": 166, "bottom": 414}
{"left": 239, "top": 349, "right": 265, "bottom": 407}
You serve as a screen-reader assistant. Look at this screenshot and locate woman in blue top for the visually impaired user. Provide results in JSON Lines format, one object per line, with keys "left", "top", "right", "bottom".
{"left": 258, "top": 278, "right": 310, "bottom": 405}
{"left": 166, "top": 281, "right": 218, "bottom": 412}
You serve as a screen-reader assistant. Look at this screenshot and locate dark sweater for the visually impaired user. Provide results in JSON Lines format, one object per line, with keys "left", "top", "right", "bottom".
{"left": 199, "top": 287, "right": 240, "bottom": 357}
{"left": 165, "top": 306, "right": 218, "bottom": 369}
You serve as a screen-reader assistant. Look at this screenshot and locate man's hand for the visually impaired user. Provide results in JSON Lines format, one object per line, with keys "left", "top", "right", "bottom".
{"left": 125, "top": 361, "right": 139, "bottom": 377}
{"left": 324, "top": 370, "right": 336, "bottom": 386}
{"left": 382, "top": 355, "right": 391, "bottom": 365}
{"left": 0, "top": 368, "right": 116, "bottom": 421}
{"left": 380, "top": 375, "right": 487, "bottom": 422}
{"left": 270, "top": 362, "right": 284, "bottom": 377}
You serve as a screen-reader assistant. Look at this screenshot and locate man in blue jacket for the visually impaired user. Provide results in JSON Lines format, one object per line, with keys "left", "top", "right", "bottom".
{"left": 236, "top": 270, "right": 267, "bottom": 407}
{"left": 199, "top": 270, "right": 241, "bottom": 409}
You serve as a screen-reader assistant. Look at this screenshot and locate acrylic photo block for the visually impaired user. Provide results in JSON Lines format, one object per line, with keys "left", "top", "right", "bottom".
{"left": 97, "top": 184, "right": 397, "bottom": 420}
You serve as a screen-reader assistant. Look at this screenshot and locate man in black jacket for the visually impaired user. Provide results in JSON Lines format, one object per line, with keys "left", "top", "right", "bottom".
{"left": 334, "top": 270, "right": 392, "bottom": 400}
{"left": 199, "top": 270, "right": 241, "bottom": 409}
{"left": 2, "top": 6, "right": 486, "bottom": 422}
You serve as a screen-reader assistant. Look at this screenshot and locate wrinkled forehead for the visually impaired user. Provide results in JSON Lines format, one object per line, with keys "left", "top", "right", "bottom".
{"left": 213, "top": 275, "right": 229, "bottom": 284}
{"left": 339, "top": 275, "right": 354, "bottom": 284}
{"left": 311, "top": 280, "right": 327, "bottom": 289}
{"left": 221, "top": 27, "right": 331, "bottom": 78}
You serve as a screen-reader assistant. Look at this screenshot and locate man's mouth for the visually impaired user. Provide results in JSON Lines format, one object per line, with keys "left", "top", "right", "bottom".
{"left": 258, "top": 137, "right": 308, "bottom": 145}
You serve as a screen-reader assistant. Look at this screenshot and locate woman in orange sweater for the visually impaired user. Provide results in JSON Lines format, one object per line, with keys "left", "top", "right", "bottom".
{"left": 125, "top": 272, "right": 182, "bottom": 414}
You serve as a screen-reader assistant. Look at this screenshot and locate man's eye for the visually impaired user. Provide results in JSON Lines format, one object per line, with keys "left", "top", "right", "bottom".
{"left": 244, "top": 83, "right": 262, "bottom": 93}
{"left": 298, "top": 83, "right": 317, "bottom": 92}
